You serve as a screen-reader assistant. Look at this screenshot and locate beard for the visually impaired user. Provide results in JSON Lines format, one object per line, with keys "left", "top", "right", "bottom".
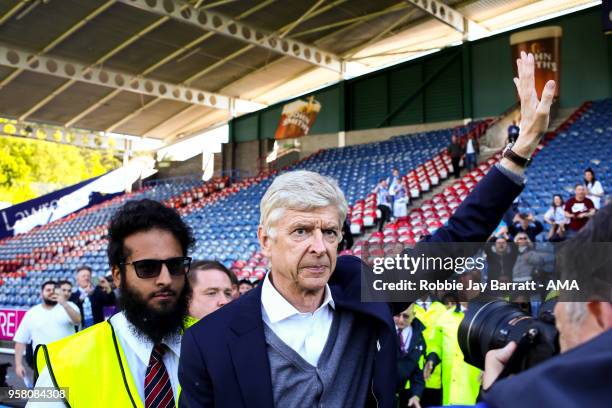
{"left": 43, "top": 298, "right": 57, "bottom": 306}
{"left": 119, "top": 277, "right": 190, "bottom": 344}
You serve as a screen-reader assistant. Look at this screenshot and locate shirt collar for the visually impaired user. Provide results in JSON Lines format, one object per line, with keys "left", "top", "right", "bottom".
{"left": 110, "top": 312, "right": 181, "bottom": 366}
{"left": 261, "top": 272, "right": 335, "bottom": 324}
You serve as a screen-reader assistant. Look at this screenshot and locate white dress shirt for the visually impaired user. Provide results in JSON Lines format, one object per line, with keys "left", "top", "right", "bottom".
{"left": 28, "top": 312, "right": 181, "bottom": 407}
{"left": 261, "top": 273, "right": 335, "bottom": 366}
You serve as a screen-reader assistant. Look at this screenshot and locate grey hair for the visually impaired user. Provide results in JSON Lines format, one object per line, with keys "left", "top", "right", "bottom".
{"left": 564, "top": 302, "right": 588, "bottom": 326}
{"left": 259, "top": 170, "right": 348, "bottom": 237}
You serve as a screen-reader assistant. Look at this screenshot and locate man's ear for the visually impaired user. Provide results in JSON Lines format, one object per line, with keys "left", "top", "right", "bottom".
{"left": 112, "top": 266, "right": 122, "bottom": 288}
{"left": 587, "top": 301, "right": 612, "bottom": 331}
{"left": 258, "top": 225, "right": 272, "bottom": 258}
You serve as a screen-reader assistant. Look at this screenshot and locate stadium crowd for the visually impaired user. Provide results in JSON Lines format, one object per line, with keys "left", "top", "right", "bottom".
{"left": 5, "top": 53, "right": 610, "bottom": 408}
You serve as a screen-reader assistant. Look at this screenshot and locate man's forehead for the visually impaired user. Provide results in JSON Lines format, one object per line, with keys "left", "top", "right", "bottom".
{"left": 193, "top": 268, "right": 233, "bottom": 288}
{"left": 282, "top": 208, "right": 341, "bottom": 227}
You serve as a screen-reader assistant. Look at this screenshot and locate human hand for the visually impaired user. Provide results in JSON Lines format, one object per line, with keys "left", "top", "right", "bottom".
{"left": 512, "top": 52, "right": 556, "bottom": 158}
{"left": 482, "top": 341, "right": 517, "bottom": 390}
{"left": 423, "top": 360, "right": 434, "bottom": 380}
{"left": 15, "top": 363, "right": 26, "bottom": 380}
{"left": 408, "top": 396, "right": 421, "bottom": 408}
{"left": 98, "top": 277, "right": 112, "bottom": 294}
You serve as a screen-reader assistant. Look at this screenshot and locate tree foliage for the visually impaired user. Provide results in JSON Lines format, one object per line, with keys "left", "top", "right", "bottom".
{"left": 0, "top": 136, "right": 120, "bottom": 205}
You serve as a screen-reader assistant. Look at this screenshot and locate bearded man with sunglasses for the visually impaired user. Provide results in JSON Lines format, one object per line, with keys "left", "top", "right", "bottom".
{"left": 30, "top": 199, "right": 194, "bottom": 408}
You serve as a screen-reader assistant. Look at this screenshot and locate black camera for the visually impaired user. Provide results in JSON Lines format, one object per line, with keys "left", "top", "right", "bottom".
{"left": 458, "top": 300, "right": 559, "bottom": 375}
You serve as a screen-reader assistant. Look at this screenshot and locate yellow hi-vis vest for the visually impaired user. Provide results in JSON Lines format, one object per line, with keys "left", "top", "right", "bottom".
{"left": 430, "top": 308, "right": 481, "bottom": 406}
{"left": 413, "top": 301, "right": 446, "bottom": 390}
{"left": 35, "top": 320, "right": 146, "bottom": 408}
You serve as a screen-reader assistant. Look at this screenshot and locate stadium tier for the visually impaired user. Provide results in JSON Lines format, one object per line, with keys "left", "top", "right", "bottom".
{"left": 0, "top": 100, "right": 610, "bottom": 308}
{"left": 350, "top": 98, "right": 611, "bottom": 260}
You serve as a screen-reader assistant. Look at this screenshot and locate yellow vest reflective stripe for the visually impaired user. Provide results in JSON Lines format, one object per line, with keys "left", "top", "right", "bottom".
{"left": 35, "top": 320, "right": 144, "bottom": 407}
{"left": 413, "top": 301, "right": 446, "bottom": 390}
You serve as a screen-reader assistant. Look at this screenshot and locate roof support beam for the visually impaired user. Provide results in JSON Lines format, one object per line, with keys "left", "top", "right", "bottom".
{"left": 65, "top": 0, "right": 276, "bottom": 129}
{"left": 118, "top": 0, "right": 343, "bottom": 72}
{"left": 0, "top": 0, "right": 116, "bottom": 92}
{"left": 0, "top": 44, "right": 254, "bottom": 111}
{"left": 292, "top": 3, "right": 411, "bottom": 38}
{"left": 404, "top": 0, "right": 487, "bottom": 34}
{"left": 0, "top": 0, "right": 30, "bottom": 26}
{"left": 106, "top": 0, "right": 339, "bottom": 135}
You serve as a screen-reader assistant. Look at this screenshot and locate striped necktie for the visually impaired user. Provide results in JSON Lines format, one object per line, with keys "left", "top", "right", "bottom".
{"left": 144, "top": 344, "right": 175, "bottom": 408}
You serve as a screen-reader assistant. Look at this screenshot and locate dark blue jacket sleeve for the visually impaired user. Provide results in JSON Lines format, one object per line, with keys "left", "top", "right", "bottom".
{"left": 178, "top": 328, "right": 215, "bottom": 408}
{"left": 389, "top": 166, "right": 523, "bottom": 314}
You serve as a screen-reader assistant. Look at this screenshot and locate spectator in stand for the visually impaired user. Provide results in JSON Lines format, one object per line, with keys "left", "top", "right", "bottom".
{"left": 392, "top": 178, "right": 409, "bottom": 218}
{"left": 14, "top": 281, "right": 80, "bottom": 385}
{"left": 584, "top": 167, "right": 604, "bottom": 209}
{"left": 544, "top": 194, "right": 568, "bottom": 241}
{"left": 68, "top": 265, "right": 116, "bottom": 329}
{"left": 394, "top": 304, "right": 426, "bottom": 408}
{"left": 337, "top": 218, "right": 353, "bottom": 252}
{"left": 564, "top": 184, "right": 596, "bottom": 238}
{"left": 511, "top": 233, "right": 544, "bottom": 283}
{"left": 507, "top": 120, "right": 520, "bottom": 144}
{"left": 374, "top": 178, "right": 392, "bottom": 232}
{"left": 447, "top": 134, "right": 464, "bottom": 179}
{"left": 465, "top": 134, "right": 480, "bottom": 171}
{"left": 238, "top": 279, "right": 254, "bottom": 296}
{"left": 58, "top": 280, "right": 73, "bottom": 300}
{"left": 186, "top": 260, "right": 234, "bottom": 327}
{"left": 387, "top": 168, "right": 402, "bottom": 207}
{"left": 484, "top": 237, "right": 518, "bottom": 281}
{"left": 508, "top": 212, "right": 544, "bottom": 242}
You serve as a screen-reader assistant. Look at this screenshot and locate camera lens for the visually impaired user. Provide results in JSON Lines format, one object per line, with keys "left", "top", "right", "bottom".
{"left": 458, "top": 301, "right": 534, "bottom": 370}
{"left": 458, "top": 301, "right": 559, "bottom": 372}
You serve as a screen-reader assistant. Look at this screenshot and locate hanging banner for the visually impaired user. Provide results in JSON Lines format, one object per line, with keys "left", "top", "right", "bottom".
{"left": 0, "top": 308, "right": 26, "bottom": 341}
{"left": 274, "top": 96, "right": 321, "bottom": 140}
{"left": 510, "top": 26, "right": 562, "bottom": 99}
{"left": 0, "top": 176, "right": 101, "bottom": 240}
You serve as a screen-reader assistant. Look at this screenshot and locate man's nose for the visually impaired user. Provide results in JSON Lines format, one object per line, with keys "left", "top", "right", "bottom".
{"left": 155, "top": 264, "right": 173, "bottom": 286}
{"left": 309, "top": 229, "right": 326, "bottom": 254}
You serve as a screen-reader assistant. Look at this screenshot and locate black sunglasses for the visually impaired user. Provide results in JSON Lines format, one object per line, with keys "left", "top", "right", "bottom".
{"left": 121, "top": 256, "right": 192, "bottom": 279}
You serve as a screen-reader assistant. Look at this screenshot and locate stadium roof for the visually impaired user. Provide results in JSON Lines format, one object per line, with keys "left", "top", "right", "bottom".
{"left": 0, "top": 0, "right": 598, "bottom": 147}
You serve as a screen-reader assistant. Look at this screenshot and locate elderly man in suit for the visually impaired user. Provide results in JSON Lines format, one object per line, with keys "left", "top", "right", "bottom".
{"left": 179, "top": 52, "right": 556, "bottom": 408}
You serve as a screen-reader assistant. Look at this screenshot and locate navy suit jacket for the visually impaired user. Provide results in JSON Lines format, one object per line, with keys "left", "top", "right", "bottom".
{"left": 179, "top": 166, "right": 523, "bottom": 408}
{"left": 482, "top": 329, "right": 612, "bottom": 408}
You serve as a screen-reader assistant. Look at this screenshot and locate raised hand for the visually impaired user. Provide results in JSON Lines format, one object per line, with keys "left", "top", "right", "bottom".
{"left": 512, "top": 51, "right": 556, "bottom": 158}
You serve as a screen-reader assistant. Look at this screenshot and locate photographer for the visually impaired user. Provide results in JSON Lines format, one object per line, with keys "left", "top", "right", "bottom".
{"left": 479, "top": 204, "right": 612, "bottom": 407}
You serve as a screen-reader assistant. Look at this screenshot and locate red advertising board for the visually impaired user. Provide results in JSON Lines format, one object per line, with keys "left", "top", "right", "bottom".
{"left": 0, "top": 308, "right": 26, "bottom": 341}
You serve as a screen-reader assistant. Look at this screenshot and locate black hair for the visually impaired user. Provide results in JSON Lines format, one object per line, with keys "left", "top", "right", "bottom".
{"left": 189, "top": 259, "right": 237, "bottom": 287}
{"left": 75, "top": 265, "right": 92, "bottom": 274}
{"left": 107, "top": 199, "right": 194, "bottom": 271}
{"left": 238, "top": 279, "right": 254, "bottom": 287}
{"left": 41, "top": 280, "right": 57, "bottom": 291}
{"left": 551, "top": 194, "right": 564, "bottom": 208}
{"left": 583, "top": 167, "right": 596, "bottom": 185}
{"left": 58, "top": 280, "right": 72, "bottom": 287}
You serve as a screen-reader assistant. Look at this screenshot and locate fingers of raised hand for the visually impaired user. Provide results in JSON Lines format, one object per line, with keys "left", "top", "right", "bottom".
{"left": 537, "top": 80, "right": 556, "bottom": 114}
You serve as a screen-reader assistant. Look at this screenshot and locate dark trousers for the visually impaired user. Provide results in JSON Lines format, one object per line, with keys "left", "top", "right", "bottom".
{"left": 420, "top": 388, "right": 442, "bottom": 407}
{"left": 377, "top": 205, "right": 391, "bottom": 232}
{"left": 451, "top": 157, "right": 461, "bottom": 178}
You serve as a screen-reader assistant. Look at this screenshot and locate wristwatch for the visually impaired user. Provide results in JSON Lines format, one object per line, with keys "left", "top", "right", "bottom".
{"left": 502, "top": 143, "right": 532, "bottom": 167}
